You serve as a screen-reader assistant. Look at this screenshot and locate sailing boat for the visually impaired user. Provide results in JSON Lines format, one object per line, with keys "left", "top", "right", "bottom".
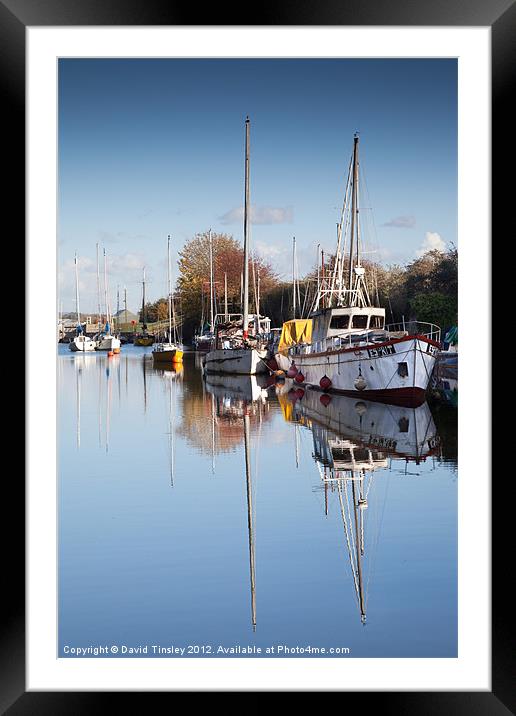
{"left": 69, "top": 253, "right": 97, "bottom": 352}
{"left": 275, "top": 134, "right": 441, "bottom": 407}
{"left": 152, "top": 236, "right": 183, "bottom": 364}
{"left": 203, "top": 117, "right": 269, "bottom": 376}
{"left": 134, "top": 268, "right": 154, "bottom": 346}
{"left": 94, "top": 249, "right": 121, "bottom": 352}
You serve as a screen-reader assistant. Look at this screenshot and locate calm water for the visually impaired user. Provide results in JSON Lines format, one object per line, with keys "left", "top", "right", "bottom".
{"left": 58, "top": 345, "right": 457, "bottom": 658}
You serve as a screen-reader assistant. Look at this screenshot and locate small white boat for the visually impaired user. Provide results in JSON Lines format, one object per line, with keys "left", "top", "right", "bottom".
{"left": 70, "top": 333, "right": 97, "bottom": 352}
{"left": 69, "top": 253, "right": 97, "bottom": 352}
{"left": 95, "top": 331, "right": 121, "bottom": 352}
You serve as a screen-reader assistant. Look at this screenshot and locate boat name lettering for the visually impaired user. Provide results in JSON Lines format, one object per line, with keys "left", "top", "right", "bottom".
{"left": 367, "top": 344, "right": 396, "bottom": 358}
{"left": 369, "top": 436, "right": 397, "bottom": 450}
{"left": 425, "top": 343, "right": 439, "bottom": 355}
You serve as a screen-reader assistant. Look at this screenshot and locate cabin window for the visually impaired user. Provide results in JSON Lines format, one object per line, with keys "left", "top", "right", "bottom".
{"left": 330, "top": 315, "right": 349, "bottom": 330}
{"left": 370, "top": 315, "right": 384, "bottom": 329}
{"left": 351, "top": 314, "right": 368, "bottom": 329}
{"left": 353, "top": 448, "right": 370, "bottom": 463}
{"left": 397, "top": 362, "right": 409, "bottom": 378}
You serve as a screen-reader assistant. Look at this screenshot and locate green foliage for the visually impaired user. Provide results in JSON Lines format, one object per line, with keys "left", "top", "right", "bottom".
{"left": 375, "top": 247, "right": 458, "bottom": 326}
{"left": 138, "top": 298, "right": 168, "bottom": 324}
{"left": 144, "top": 239, "right": 458, "bottom": 340}
{"left": 409, "top": 292, "right": 457, "bottom": 330}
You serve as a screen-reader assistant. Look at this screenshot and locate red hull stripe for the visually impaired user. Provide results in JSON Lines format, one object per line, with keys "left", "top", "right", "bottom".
{"left": 293, "top": 333, "right": 440, "bottom": 359}
{"left": 323, "top": 386, "right": 427, "bottom": 408}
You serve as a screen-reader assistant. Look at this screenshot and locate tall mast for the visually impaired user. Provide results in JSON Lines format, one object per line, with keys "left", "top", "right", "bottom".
{"left": 74, "top": 253, "right": 81, "bottom": 325}
{"left": 351, "top": 477, "right": 366, "bottom": 623}
{"left": 243, "top": 411, "right": 256, "bottom": 630}
{"left": 316, "top": 243, "right": 320, "bottom": 310}
{"left": 209, "top": 228, "right": 214, "bottom": 333}
{"left": 96, "top": 243, "right": 102, "bottom": 330}
{"left": 224, "top": 272, "right": 228, "bottom": 321}
{"left": 292, "top": 236, "right": 297, "bottom": 319}
{"left": 103, "top": 249, "right": 110, "bottom": 328}
{"left": 321, "top": 250, "right": 325, "bottom": 309}
{"left": 348, "top": 134, "right": 359, "bottom": 297}
{"left": 167, "top": 235, "right": 173, "bottom": 342}
{"left": 124, "top": 286, "right": 127, "bottom": 324}
{"left": 141, "top": 268, "right": 146, "bottom": 330}
{"left": 256, "top": 270, "right": 260, "bottom": 323}
{"left": 242, "top": 116, "right": 250, "bottom": 340}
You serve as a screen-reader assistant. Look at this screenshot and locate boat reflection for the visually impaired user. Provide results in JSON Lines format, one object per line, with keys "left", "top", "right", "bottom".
{"left": 282, "top": 386, "right": 439, "bottom": 463}
{"left": 204, "top": 374, "right": 269, "bottom": 631}
{"left": 177, "top": 373, "right": 271, "bottom": 460}
{"left": 281, "top": 387, "right": 440, "bottom": 624}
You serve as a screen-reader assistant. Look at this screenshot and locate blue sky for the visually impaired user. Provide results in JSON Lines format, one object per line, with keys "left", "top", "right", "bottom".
{"left": 58, "top": 58, "right": 457, "bottom": 314}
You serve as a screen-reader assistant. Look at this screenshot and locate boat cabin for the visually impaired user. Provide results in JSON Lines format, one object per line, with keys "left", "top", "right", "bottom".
{"left": 311, "top": 306, "right": 386, "bottom": 343}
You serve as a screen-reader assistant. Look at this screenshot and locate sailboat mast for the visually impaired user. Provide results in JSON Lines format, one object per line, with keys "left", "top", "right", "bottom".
{"left": 243, "top": 411, "right": 256, "bottom": 630}
{"left": 141, "top": 268, "right": 146, "bottom": 329}
{"left": 292, "top": 236, "right": 297, "bottom": 319}
{"left": 167, "top": 235, "right": 172, "bottom": 342}
{"left": 316, "top": 243, "right": 320, "bottom": 310}
{"left": 96, "top": 243, "right": 102, "bottom": 330}
{"left": 224, "top": 272, "right": 228, "bottom": 321}
{"left": 74, "top": 253, "right": 81, "bottom": 325}
{"left": 351, "top": 477, "right": 366, "bottom": 623}
{"left": 242, "top": 116, "right": 250, "bottom": 340}
{"left": 256, "top": 270, "right": 260, "bottom": 323}
{"left": 348, "top": 134, "right": 359, "bottom": 297}
{"left": 103, "top": 249, "right": 110, "bottom": 327}
{"left": 209, "top": 228, "right": 214, "bottom": 333}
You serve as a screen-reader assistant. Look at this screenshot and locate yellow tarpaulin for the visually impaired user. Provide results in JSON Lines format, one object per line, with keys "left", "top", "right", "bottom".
{"left": 277, "top": 319, "right": 312, "bottom": 355}
{"left": 277, "top": 392, "right": 294, "bottom": 423}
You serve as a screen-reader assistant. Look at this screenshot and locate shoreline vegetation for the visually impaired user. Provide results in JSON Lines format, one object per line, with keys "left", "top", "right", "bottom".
{"left": 62, "top": 232, "right": 457, "bottom": 342}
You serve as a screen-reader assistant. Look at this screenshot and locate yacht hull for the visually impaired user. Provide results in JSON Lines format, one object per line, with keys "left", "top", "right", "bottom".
{"left": 69, "top": 336, "right": 96, "bottom": 352}
{"left": 96, "top": 336, "right": 121, "bottom": 351}
{"left": 204, "top": 348, "right": 268, "bottom": 375}
{"left": 152, "top": 348, "right": 183, "bottom": 363}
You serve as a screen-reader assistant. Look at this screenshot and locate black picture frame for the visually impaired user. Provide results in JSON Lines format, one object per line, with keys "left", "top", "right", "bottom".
{"left": 4, "top": 0, "right": 508, "bottom": 710}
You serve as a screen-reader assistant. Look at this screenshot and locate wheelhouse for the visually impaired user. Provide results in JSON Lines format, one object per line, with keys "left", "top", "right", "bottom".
{"left": 311, "top": 306, "right": 386, "bottom": 342}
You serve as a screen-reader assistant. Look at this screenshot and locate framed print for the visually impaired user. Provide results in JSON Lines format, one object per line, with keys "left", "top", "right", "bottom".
{"left": 2, "top": 0, "right": 510, "bottom": 710}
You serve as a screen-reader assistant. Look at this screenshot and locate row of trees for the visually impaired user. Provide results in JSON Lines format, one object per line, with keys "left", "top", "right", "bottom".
{"left": 140, "top": 231, "right": 458, "bottom": 340}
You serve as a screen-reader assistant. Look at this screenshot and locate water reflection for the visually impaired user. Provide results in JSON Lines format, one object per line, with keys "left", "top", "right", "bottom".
{"left": 280, "top": 388, "right": 439, "bottom": 625}
{"left": 204, "top": 374, "right": 269, "bottom": 630}
{"left": 60, "top": 348, "right": 457, "bottom": 656}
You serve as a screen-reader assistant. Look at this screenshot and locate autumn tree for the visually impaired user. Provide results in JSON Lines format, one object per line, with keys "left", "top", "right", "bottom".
{"left": 177, "top": 231, "right": 279, "bottom": 339}
{"left": 138, "top": 298, "right": 168, "bottom": 324}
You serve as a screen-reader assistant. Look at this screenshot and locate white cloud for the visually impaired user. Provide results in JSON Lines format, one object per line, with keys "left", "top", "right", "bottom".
{"left": 416, "top": 231, "right": 446, "bottom": 257}
{"left": 219, "top": 205, "right": 293, "bottom": 225}
{"left": 382, "top": 215, "right": 416, "bottom": 229}
{"left": 58, "top": 252, "right": 147, "bottom": 313}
